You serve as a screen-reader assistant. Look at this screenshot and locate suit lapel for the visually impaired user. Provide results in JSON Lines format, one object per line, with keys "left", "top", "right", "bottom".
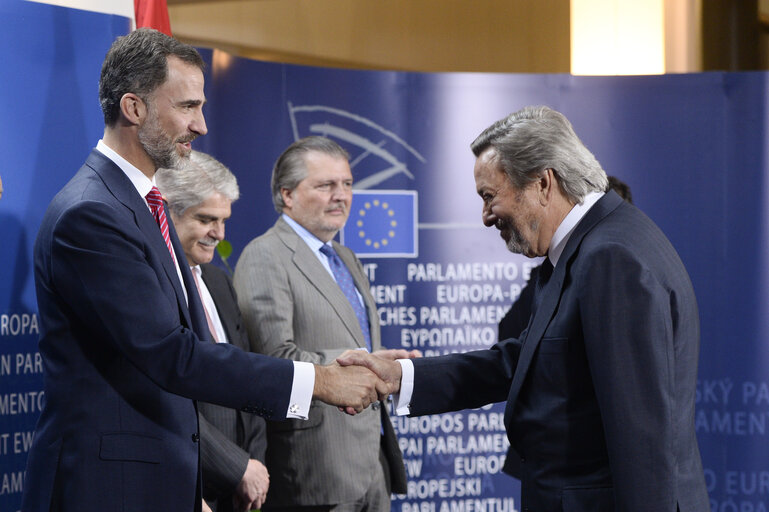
{"left": 505, "top": 192, "right": 625, "bottom": 414}
{"left": 275, "top": 218, "right": 367, "bottom": 349}
{"left": 87, "top": 150, "right": 196, "bottom": 331}
{"left": 200, "top": 265, "right": 239, "bottom": 345}
{"left": 169, "top": 219, "right": 209, "bottom": 337}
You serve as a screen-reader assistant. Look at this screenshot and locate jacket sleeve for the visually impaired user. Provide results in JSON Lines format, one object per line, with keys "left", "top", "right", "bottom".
{"left": 48, "top": 200, "right": 294, "bottom": 418}
{"left": 578, "top": 244, "right": 677, "bottom": 510}
{"left": 199, "top": 414, "right": 248, "bottom": 499}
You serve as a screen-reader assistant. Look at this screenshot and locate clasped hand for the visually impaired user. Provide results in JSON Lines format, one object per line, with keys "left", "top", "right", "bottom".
{"left": 314, "top": 349, "right": 421, "bottom": 415}
{"left": 335, "top": 348, "right": 421, "bottom": 415}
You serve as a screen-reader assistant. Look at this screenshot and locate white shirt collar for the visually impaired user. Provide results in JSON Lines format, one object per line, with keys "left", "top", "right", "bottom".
{"left": 548, "top": 190, "right": 604, "bottom": 267}
{"left": 96, "top": 139, "right": 155, "bottom": 207}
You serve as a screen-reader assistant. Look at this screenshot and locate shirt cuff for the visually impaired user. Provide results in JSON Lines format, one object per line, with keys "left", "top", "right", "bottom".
{"left": 287, "top": 361, "right": 314, "bottom": 419}
{"left": 392, "top": 359, "right": 414, "bottom": 416}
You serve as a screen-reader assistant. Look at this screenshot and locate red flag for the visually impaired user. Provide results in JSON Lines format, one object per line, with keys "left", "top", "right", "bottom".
{"left": 134, "top": 0, "right": 172, "bottom": 36}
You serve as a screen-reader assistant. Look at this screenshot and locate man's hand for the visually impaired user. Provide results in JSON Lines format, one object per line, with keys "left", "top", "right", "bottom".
{"left": 202, "top": 499, "right": 213, "bottom": 512}
{"left": 232, "top": 458, "right": 269, "bottom": 512}
{"left": 337, "top": 350, "right": 404, "bottom": 396}
{"left": 313, "top": 362, "right": 387, "bottom": 414}
{"left": 373, "top": 348, "right": 423, "bottom": 361}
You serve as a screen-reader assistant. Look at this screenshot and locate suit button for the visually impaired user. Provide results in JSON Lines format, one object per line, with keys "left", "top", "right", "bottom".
{"left": 191, "top": 433, "right": 200, "bottom": 442}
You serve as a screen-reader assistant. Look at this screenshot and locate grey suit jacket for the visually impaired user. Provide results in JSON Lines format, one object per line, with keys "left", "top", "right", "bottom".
{"left": 198, "top": 263, "right": 268, "bottom": 512}
{"left": 234, "top": 216, "right": 403, "bottom": 506}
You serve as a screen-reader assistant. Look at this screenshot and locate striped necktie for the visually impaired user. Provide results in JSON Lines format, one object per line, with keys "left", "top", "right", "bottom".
{"left": 146, "top": 186, "right": 176, "bottom": 264}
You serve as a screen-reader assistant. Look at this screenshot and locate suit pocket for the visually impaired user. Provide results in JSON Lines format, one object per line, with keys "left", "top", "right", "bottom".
{"left": 537, "top": 336, "right": 568, "bottom": 355}
{"left": 99, "top": 432, "right": 162, "bottom": 464}
{"left": 561, "top": 486, "right": 614, "bottom": 511}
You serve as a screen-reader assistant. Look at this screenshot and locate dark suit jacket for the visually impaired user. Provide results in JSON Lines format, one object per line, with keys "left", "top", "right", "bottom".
{"left": 198, "top": 263, "right": 268, "bottom": 512}
{"left": 409, "top": 191, "right": 709, "bottom": 512}
{"left": 496, "top": 264, "right": 540, "bottom": 480}
{"left": 22, "top": 150, "right": 293, "bottom": 512}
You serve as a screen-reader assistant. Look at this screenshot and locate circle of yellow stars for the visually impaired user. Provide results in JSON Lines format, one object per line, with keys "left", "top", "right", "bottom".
{"left": 357, "top": 199, "right": 397, "bottom": 249}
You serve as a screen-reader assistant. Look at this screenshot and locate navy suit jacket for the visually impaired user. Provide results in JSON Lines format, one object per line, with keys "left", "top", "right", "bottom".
{"left": 410, "top": 191, "right": 710, "bottom": 512}
{"left": 23, "top": 150, "right": 293, "bottom": 512}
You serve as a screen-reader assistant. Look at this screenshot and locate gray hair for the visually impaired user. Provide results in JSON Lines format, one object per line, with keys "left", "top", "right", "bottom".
{"left": 156, "top": 150, "right": 239, "bottom": 216}
{"left": 271, "top": 136, "right": 350, "bottom": 213}
{"left": 470, "top": 106, "right": 608, "bottom": 204}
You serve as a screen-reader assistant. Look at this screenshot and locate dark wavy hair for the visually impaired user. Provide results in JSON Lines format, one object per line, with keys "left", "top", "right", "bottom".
{"left": 99, "top": 28, "right": 204, "bottom": 126}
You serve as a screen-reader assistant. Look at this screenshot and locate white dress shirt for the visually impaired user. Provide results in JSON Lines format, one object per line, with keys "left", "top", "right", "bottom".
{"left": 190, "top": 265, "right": 229, "bottom": 344}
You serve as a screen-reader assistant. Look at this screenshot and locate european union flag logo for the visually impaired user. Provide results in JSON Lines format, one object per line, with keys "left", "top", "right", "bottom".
{"left": 340, "top": 190, "right": 418, "bottom": 257}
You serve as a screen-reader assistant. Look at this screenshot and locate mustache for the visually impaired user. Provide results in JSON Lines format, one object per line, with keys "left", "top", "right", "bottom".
{"left": 325, "top": 201, "right": 347, "bottom": 212}
{"left": 198, "top": 237, "right": 219, "bottom": 248}
{"left": 176, "top": 133, "right": 197, "bottom": 144}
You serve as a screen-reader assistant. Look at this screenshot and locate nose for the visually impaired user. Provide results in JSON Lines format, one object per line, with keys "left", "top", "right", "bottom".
{"left": 210, "top": 221, "right": 224, "bottom": 241}
{"left": 482, "top": 204, "right": 497, "bottom": 227}
{"left": 331, "top": 184, "right": 350, "bottom": 201}
{"left": 192, "top": 110, "right": 208, "bottom": 136}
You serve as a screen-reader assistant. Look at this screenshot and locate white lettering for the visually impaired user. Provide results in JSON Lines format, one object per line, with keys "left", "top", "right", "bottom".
{"left": 0, "top": 314, "right": 39, "bottom": 336}
{"left": 0, "top": 391, "right": 46, "bottom": 415}
{"left": 370, "top": 284, "right": 407, "bottom": 304}
{"left": 407, "top": 263, "right": 519, "bottom": 282}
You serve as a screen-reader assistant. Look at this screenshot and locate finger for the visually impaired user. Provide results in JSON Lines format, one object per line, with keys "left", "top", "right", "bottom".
{"left": 409, "top": 349, "right": 423, "bottom": 358}
{"left": 373, "top": 349, "right": 403, "bottom": 360}
{"left": 336, "top": 350, "right": 369, "bottom": 367}
{"left": 374, "top": 377, "right": 390, "bottom": 399}
{"left": 338, "top": 349, "right": 358, "bottom": 360}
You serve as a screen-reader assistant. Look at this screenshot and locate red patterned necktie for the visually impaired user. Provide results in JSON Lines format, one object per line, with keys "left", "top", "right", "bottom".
{"left": 146, "top": 186, "right": 176, "bottom": 264}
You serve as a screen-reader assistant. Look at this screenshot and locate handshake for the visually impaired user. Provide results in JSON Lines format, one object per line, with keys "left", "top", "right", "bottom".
{"left": 313, "top": 349, "right": 421, "bottom": 414}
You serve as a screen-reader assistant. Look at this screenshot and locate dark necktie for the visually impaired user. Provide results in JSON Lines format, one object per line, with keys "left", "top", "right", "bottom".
{"left": 531, "top": 257, "right": 554, "bottom": 317}
{"left": 319, "top": 244, "right": 372, "bottom": 351}
{"left": 146, "top": 186, "right": 176, "bottom": 264}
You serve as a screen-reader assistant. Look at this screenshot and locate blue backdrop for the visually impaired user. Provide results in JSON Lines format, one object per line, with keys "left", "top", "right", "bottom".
{"left": 2, "top": 2, "right": 768, "bottom": 511}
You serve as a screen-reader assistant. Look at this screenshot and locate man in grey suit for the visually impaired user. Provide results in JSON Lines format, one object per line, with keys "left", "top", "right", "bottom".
{"left": 157, "top": 151, "right": 270, "bottom": 512}
{"left": 234, "top": 136, "right": 413, "bottom": 511}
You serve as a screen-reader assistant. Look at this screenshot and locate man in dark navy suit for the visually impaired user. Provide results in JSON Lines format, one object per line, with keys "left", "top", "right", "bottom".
{"left": 497, "top": 175, "right": 634, "bottom": 482}
{"left": 23, "top": 28, "right": 384, "bottom": 512}
{"left": 342, "top": 106, "right": 710, "bottom": 511}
